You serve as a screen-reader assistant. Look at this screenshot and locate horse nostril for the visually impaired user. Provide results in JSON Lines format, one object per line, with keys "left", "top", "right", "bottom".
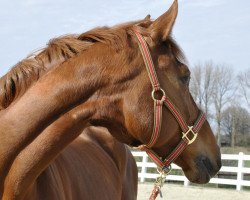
{"left": 196, "top": 155, "right": 219, "bottom": 177}
{"left": 201, "top": 156, "right": 214, "bottom": 174}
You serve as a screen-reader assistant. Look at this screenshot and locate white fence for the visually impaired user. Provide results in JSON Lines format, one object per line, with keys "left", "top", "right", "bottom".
{"left": 131, "top": 151, "right": 250, "bottom": 191}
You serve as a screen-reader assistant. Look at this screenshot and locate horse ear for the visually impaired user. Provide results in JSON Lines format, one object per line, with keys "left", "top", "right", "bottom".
{"left": 149, "top": 0, "right": 178, "bottom": 43}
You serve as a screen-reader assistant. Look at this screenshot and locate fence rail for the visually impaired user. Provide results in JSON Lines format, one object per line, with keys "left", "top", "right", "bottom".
{"left": 131, "top": 151, "right": 250, "bottom": 190}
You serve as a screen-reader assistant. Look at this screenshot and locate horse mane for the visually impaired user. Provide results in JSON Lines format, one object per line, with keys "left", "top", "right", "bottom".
{"left": 0, "top": 35, "right": 93, "bottom": 109}
{"left": 0, "top": 18, "right": 185, "bottom": 109}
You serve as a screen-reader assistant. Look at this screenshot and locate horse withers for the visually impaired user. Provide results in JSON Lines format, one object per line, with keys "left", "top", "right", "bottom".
{"left": 0, "top": 0, "right": 221, "bottom": 199}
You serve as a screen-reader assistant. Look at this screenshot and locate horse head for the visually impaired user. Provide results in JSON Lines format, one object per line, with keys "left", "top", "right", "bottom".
{"left": 88, "top": 0, "right": 221, "bottom": 184}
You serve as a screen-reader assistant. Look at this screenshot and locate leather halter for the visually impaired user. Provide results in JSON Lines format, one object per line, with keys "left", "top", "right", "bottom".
{"left": 133, "top": 31, "right": 206, "bottom": 172}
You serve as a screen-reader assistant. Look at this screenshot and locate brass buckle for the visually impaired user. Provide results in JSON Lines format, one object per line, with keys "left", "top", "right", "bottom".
{"left": 182, "top": 126, "right": 198, "bottom": 145}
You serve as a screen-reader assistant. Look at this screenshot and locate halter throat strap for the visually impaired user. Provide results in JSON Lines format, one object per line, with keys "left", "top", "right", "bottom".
{"left": 133, "top": 31, "right": 206, "bottom": 171}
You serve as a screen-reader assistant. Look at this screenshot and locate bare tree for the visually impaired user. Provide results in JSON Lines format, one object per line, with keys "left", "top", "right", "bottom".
{"left": 238, "top": 68, "right": 250, "bottom": 108}
{"left": 190, "top": 61, "right": 215, "bottom": 119}
{"left": 202, "top": 62, "right": 215, "bottom": 115}
{"left": 222, "top": 105, "right": 250, "bottom": 147}
{"left": 190, "top": 63, "right": 202, "bottom": 108}
{"left": 213, "top": 65, "right": 235, "bottom": 146}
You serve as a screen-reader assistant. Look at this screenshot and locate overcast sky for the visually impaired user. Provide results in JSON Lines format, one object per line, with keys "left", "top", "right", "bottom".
{"left": 0, "top": 0, "right": 249, "bottom": 76}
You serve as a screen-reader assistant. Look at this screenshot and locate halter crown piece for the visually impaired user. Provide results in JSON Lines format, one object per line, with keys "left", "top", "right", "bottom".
{"left": 133, "top": 31, "right": 206, "bottom": 200}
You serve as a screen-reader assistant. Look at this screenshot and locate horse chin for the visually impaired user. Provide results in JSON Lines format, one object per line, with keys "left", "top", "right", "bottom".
{"left": 183, "top": 155, "right": 220, "bottom": 184}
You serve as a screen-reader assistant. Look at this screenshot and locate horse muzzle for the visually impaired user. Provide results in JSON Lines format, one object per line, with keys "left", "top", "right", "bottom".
{"left": 187, "top": 154, "right": 221, "bottom": 184}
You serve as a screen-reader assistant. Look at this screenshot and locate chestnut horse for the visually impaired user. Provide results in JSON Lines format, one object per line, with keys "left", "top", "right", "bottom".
{"left": 0, "top": 0, "right": 221, "bottom": 199}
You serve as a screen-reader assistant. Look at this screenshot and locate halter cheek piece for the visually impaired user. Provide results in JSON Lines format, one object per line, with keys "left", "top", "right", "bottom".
{"left": 134, "top": 31, "right": 206, "bottom": 200}
{"left": 133, "top": 30, "right": 206, "bottom": 173}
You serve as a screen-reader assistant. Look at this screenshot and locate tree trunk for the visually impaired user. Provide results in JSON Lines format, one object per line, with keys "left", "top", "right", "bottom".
{"left": 217, "top": 121, "right": 221, "bottom": 147}
{"left": 231, "top": 117, "right": 236, "bottom": 147}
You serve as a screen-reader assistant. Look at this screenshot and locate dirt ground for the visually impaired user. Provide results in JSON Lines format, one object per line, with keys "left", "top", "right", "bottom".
{"left": 137, "top": 183, "right": 249, "bottom": 200}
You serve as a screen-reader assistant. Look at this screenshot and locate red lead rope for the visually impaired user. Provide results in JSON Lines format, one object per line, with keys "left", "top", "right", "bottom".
{"left": 149, "top": 186, "right": 161, "bottom": 200}
{"left": 133, "top": 31, "right": 207, "bottom": 200}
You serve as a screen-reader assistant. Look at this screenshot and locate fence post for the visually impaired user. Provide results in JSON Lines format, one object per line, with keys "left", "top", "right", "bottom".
{"left": 140, "top": 154, "right": 148, "bottom": 183}
{"left": 184, "top": 178, "right": 190, "bottom": 187}
{"left": 236, "top": 152, "right": 244, "bottom": 191}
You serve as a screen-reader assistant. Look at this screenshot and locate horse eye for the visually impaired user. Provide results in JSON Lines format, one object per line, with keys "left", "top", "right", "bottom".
{"left": 181, "top": 76, "right": 190, "bottom": 86}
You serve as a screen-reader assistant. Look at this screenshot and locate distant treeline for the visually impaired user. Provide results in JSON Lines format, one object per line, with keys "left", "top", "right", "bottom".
{"left": 190, "top": 61, "right": 250, "bottom": 147}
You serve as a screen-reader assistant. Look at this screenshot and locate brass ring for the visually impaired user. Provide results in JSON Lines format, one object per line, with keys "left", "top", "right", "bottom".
{"left": 151, "top": 88, "right": 166, "bottom": 102}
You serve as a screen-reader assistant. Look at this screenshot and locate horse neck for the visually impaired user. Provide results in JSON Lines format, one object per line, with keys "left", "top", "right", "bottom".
{"left": 0, "top": 44, "right": 143, "bottom": 199}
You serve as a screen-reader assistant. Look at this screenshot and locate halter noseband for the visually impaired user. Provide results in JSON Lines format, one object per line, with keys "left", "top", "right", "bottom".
{"left": 133, "top": 31, "right": 206, "bottom": 172}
